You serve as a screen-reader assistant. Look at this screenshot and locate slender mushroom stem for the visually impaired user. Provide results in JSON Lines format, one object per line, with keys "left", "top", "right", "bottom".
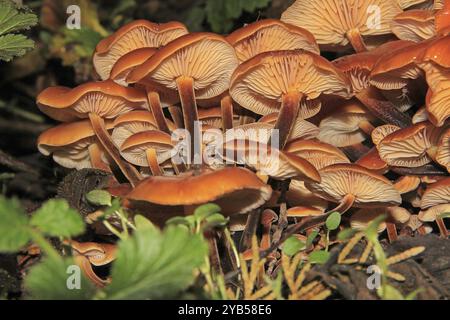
{"left": 436, "top": 218, "right": 449, "bottom": 238}
{"left": 176, "top": 76, "right": 201, "bottom": 171}
{"left": 239, "top": 209, "right": 262, "bottom": 251}
{"left": 356, "top": 86, "right": 412, "bottom": 128}
{"left": 146, "top": 90, "right": 171, "bottom": 134}
{"left": 89, "top": 113, "right": 141, "bottom": 186}
{"left": 221, "top": 95, "right": 234, "bottom": 131}
{"left": 346, "top": 29, "right": 367, "bottom": 53}
{"left": 270, "top": 92, "right": 303, "bottom": 149}
{"left": 327, "top": 194, "right": 356, "bottom": 215}
{"left": 417, "top": 225, "right": 427, "bottom": 235}
{"left": 145, "top": 148, "right": 163, "bottom": 176}
{"left": 168, "top": 106, "right": 184, "bottom": 129}
{"left": 88, "top": 143, "right": 111, "bottom": 172}
{"left": 386, "top": 222, "right": 398, "bottom": 242}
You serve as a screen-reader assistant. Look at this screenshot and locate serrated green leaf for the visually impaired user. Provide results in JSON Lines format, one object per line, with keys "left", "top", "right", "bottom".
{"left": 30, "top": 199, "right": 85, "bottom": 238}
{"left": 25, "top": 255, "right": 95, "bottom": 300}
{"left": 326, "top": 212, "right": 341, "bottom": 231}
{"left": 309, "top": 250, "right": 330, "bottom": 264}
{"left": 194, "top": 203, "right": 221, "bottom": 221}
{"left": 0, "top": 33, "right": 34, "bottom": 61}
{"left": 86, "top": 189, "right": 112, "bottom": 207}
{"left": 282, "top": 236, "right": 306, "bottom": 256}
{"left": 0, "top": 1, "right": 38, "bottom": 36}
{"left": 0, "top": 196, "right": 31, "bottom": 252}
{"left": 104, "top": 225, "right": 208, "bottom": 299}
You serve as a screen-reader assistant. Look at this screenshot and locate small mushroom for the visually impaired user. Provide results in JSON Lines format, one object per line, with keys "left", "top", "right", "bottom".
{"left": 305, "top": 163, "right": 402, "bottom": 214}
{"left": 356, "top": 147, "right": 389, "bottom": 175}
{"left": 419, "top": 203, "right": 450, "bottom": 237}
{"left": 420, "top": 177, "right": 450, "bottom": 236}
{"left": 436, "top": 127, "right": 450, "bottom": 172}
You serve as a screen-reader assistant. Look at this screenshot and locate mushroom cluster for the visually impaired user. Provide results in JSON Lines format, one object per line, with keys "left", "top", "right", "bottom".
{"left": 36, "top": 0, "right": 449, "bottom": 269}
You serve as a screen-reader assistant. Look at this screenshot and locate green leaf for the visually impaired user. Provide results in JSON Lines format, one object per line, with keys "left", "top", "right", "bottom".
{"left": 166, "top": 216, "right": 190, "bottom": 227}
{"left": 306, "top": 230, "right": 319, "bottom": 248}
{"left": 0, "top": 33, "right": 34, "bottom": 61}
{"left": 86, "top": 189, "right": 112, "bottom": 207}
{"left": 0, "top": 196, "right": 31, "bottom": 252}
{"left": 25, "top": 255, "right": 95, "bottom": 300}
{"left": 378, "top": 284, "right": 405, "bottom": 300}
{"left": 405, "top": 288, "right": 422, "bottom": 300}
{"left": 326, "top": 212, "right": 341, "bottom": 231}
{"left": 104, "top": 225, "right": 208, "bottom": 299}
{"left": 283, "top": 236, "right": 306, "bottom": 256}
{"left": 62, "top": 27, "right": 103, "bottom": 58}
{"left": 202, "top": 213, "right": 229, "bottom": 231}
{"left": 30, "top": 199, "right": 85, "bottom": 238}
{"left": 241, "top": 0, "right": 271, "bottom": 12}
{"left": 194, "top": 203, "right": 221, "bottom": 221}
{"left": 0, "top": 1, "right": 38, "bottom": 36}
{"left": 365, "top": 214, "right": 387, "bottom": 242}
{"left": 184, "top": 6, "right": 206, "bottom": 32}
{"left": 337, "top": 228, "right": 357, "bottom": 241}
{"left": 134, "top": 214, "right": 156, "bottom": 231}
{"left": 309, "top": 250, "right": 330, "bottom": 264}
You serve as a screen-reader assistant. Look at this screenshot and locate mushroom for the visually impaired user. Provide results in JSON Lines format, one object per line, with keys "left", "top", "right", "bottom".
{"left": 420, "top": 177, "right": 450, "bottom": 236}
{"left": 230, "top": 49, "right": 351, "bottom": 149}
{"left": 69, "top": 241, "right": 116, "bottom": 287}
{"left": 436, "top": 127, "right": 450, "bottom": 172}
{"left": 227, "top": 19, "right": 319, "bottom": 63}
{"left": 120, "top": 130, "right": 174, "bottom": 176}
{"left": 413, "top": 105, "right": 430, "bottom": 123}
{"left": 305, "top": 164, "right": 402, "bottom": 214}
{"left": 281, "top": 0, "right": 402, "bottom": 52}
{"left": 394, "top": 175, "right": 422, "bottom": 194}
{"left": 93, "top": 20, "right": 188, "bottom": 81}
{"left": 126, "top": 167, "right": 272, "bottom": 217}
{"left": 287, "top": 206, "right": 326, "bottom": 219}
{"left": 38, "top": 120, "right": 112, "bottom": 172}
{"left": 377, "top": 121, "right": 442, "bottom": 167}
{"left": 371, "top": 124, "right": 401, "bottom": 145}
{"left": 418, "top": 35, "right": 450, "bottom": 126}
{"left": 391, "top": 9, "right": 436, "bottom": 42}
{"left": 419, "top": 203, "right": 450, "bottom": 236}
{"left": 37, "top": 80, "right": 146, "bottom": 186}
{"left": 287, "top": 180, "right": 329, "bottom": 212}
{"left": 397, "top": 0, "right": 434, "bottom": 9}
{"left": 284, "top": 139, "right": 350, "bottom": 170}
{"left": 355, "top": 147, "right": 389, "bottom": 174}
{"left": 198, "top": 106, "right": 239, "bottom": 129}
{"left": 127, "top": 33, "right": 239, "bottom": 167}
{"left": 111, "top": 110, "right": 175, "bottom": 149}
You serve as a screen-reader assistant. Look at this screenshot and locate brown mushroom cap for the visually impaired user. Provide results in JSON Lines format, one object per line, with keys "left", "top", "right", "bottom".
{"left": 350, "top": 206, "right": 410, "bottom": 232}
{"left": 436, "top": 127, "right": 450, "bottom": 172}
{"left": 397, "top": 0, "right": 433, "bottom": 9}
{"left": 419, "top": 35, "right": 450, "bottom": 126}
{"left": 111, "top": 111, "right": 175, "bottom": 148}
{"left": 394, "top": 175, "right": 421, "bottom": 194}
{"left": 93, "top": 20, "right": 188, "bottom": 80}
{"left": 36, "top": 80, "right": 147, "bottom": 121}
{"left": 120, "top": 130, "right": 174, "bottom": 167}
{"left": 281, "top": 0, "right": 402, "bottom": 52}
{"left": 305, "top": 164, "right": 402, "bottom": 208}
{"left": 420, "top": 177, "right": 450, "bottom": 208}
{"left": 287, "top": 206, "right": 325, "bottom": 217}
{"left": 127, "top": 167, "right": 272, "bottom": 216}
{"left": 356, "top": 147, "right": 389, "bottom": 174}
{"left": 419, "top": 203, "right": 450, "bottom": 221}
{"left": 391, "top": 9, "right": 436, "bottom": 42}
{"left": 371, "top": 124, "right": 401, "bottom": 145}
{"left": 38, "top": 120, "right": 113, "bottom": 169}
{"left": 287, "top": 180, "right": 329, "bottom": 210}
{"left": 127, "top": 33, "right": 238, "bottom": 100}
{"left": 227, "top": 19, "right": 319, "bottom": 63}
{"left": 109, "top": 47, "right": 157, "bottom": 84}
{"left": 377, "top": 122, "right": 439, "bottom": 167}
{"left": 230, "top": 49, "right": 351, "bottom": 118}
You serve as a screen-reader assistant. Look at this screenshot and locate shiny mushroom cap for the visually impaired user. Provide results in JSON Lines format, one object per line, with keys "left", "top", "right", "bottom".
{"left": 230, "top": 49, "right": 351, "bottom": 118}
{"left": 127, "top": 33, "right": 239, "bottom": 100}
{"left": 281, "top": 0, "right": 402, "bottom": 51}
{"left": 93, "top": 20, "right": 188, "bottom": 80}
{"left": 38, "top": 120, "right": 112, "bottom": 169}
{"left": 127, "top": 167, "right": 272, "bottom": 216}
{"left": 227, "top": 19, "right": 319, "bottom": 63}
{"left": 36, "top": 80, "right": 147, "bottom": 121}
{"left": 109, "top": 47, "right": 157, "bottom": 84}
{"left": 305, "top": 164, "right": 402, "bottom": 208}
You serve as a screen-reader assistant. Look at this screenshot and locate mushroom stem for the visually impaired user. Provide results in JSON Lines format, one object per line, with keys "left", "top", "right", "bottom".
{"left": 88, "top": 143, "right": 111, "bottom": 172}
{"left": 168, "top": 106, "right": 184, "bottom": 129}
{"left": 386, "top": 222, "right": 398, "bottom": 242}
{"left": 239, "top": 209, "right": 262, "bottom": 251}
{"left": 221, "top": 95, "right": 234, "bottom": 131}
{"left": 436, "top": 217, "right": 449, "bottom": 238}
{"left": 89, "top": 113, "right": 141, "bottom": 186}
{"left": 176, "top": 76, "right": 201, "bottom": 170}
{"left": 327, "top": 194, "right": 356, "bottom": 215}
{"left": 146, "top": 91, "right": 171, "bottom": 134}
{"left": 270, "top": 92, "right": 302, "bottom": 149}
{"left": 356, "top": 86, "right": 412, "bottom": 128}
{"left": 145, "top": 148, "right": 163, "bottom": 176}
{"left": 346, "top": 29, "right": 367, "bottom": 53}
